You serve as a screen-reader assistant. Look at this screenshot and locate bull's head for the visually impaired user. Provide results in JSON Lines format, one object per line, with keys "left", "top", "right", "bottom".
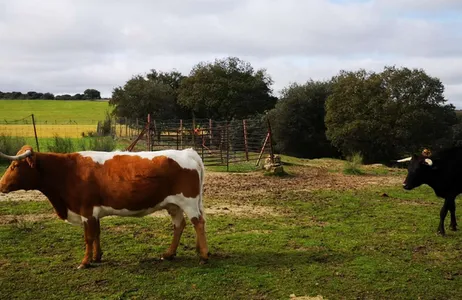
{"left": 396, "top": 150, "right": 434, "bottom": 190}
{"left": 0, "top": 145, "right": 40, "bottom": 193}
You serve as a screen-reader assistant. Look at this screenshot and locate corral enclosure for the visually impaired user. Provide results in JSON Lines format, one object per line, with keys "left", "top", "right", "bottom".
{"left": 0, "top": 100, "right": 274, "bottom": 170}
{"left": 2, "top": 100, "right": 462, "bottom": 299}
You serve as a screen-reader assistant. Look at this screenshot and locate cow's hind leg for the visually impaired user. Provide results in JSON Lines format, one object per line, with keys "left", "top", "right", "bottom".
{"left": 182, "top": 198, "right": 209, "bottom": 264}
{"left": 162, "top": 205, "right": 186, "bottom": 261}
{"left": 448, "top": 198, "right": 457, "bottom": 231}
{"left": 79, "top": 217, "right": 98, "bottom": 269}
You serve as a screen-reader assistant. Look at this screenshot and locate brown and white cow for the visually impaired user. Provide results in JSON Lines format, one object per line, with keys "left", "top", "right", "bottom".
{"left": 0, "top": 145, "right": 209, "bottom": 268}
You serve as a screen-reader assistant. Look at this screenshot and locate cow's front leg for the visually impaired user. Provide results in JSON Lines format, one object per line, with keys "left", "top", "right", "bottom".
{"left": 92, "top": 219, "right": 103, "bottom": 263}
{"left": 79, "top": 217, "right": 98, "bottom": 269}
{"left": 438, "top": 199, "right": 450, "bottom": 236}
{"left": 162, "top": 206, "right": 186, "bottom": 260}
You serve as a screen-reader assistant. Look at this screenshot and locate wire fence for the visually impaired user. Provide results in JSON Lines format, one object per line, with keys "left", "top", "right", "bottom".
{"left": 0, "top": 114, "right": 275, "bottom": 169}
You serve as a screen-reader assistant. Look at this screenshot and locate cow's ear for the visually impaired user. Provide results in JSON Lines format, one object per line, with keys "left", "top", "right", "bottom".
{"left": 26, "top": 156, "right": 35, "bottom": 168}
{"left": 25, "top": 150, "right": 36, "bottom": 168}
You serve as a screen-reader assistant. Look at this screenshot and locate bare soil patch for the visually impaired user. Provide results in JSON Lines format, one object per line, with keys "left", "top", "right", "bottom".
{"left": 0, "top": 213, "right": 56, "bottom": 225}
{"left": 204, "top": 165, "right": 402, "bottom": 203}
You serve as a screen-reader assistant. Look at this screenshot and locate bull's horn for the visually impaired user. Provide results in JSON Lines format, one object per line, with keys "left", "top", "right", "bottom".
{"left": 424, "top": 158, "right": 433, "bottom": 166}
{"left": 0, "top": 150, "right": 32, "bottom": 161}
{"left": 396, "top": 156, "right": 412, "bottom": 162}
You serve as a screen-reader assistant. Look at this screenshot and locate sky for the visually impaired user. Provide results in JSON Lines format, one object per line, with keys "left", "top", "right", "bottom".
{"left": 0, "top": 0, "right": 461, "bottom": 106}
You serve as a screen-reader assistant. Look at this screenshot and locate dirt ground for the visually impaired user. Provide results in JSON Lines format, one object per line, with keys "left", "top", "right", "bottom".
{"left": 0, "top": 164, "right": 404, "bottom": 224}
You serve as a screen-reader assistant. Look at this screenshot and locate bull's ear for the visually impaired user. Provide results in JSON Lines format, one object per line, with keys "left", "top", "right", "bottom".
{"left": 26, "top": 156, "right": 36, "bottom": 168}
{"left": 23, "top": 148, "right": 36, "bottom": 168}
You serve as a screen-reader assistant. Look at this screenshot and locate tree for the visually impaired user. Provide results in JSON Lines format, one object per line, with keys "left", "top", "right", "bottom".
{"left": 110, "top": 74, "right": 177, "bottom": 121}
{"left": 146, "top": 69, "right": 190, "bottom": 119}
{"left": 178, "top": 57, "right": 277, "bottom": 120}
{"left": 42, "top": 93, "right": 55, "bottom": 100}
{"left": 269, "top": 80, "right": 338, "bottom": 158}
{"left": 83, "top": 89, "right": 101, "bottom": 100}
{"left": 325, "top": 67, "right": 457, "bottom": 163}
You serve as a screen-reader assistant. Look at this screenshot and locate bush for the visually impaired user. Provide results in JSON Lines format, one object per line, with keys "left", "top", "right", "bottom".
{"left": 88, "top": 137, "right": 116, "bottom": 151}
{"left": 47, "top": 135, "right": 75, "bottom": 153}
{"left": 78, "top": 137, "right": 116, "bottom": 152}
{"left": 0, "top": 135, "right": 27, "bottom": 163}
{"left": 343, "top": 152, "right": 364, "bottom": 175}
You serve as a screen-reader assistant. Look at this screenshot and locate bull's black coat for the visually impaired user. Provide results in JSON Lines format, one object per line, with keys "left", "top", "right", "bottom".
{"left": 403, "top": 146, "right": 462, "bottom": 235}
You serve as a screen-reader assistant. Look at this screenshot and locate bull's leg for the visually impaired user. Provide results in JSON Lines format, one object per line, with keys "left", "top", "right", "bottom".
{"left": 191, "top": 215, "right": 209, "bottom": 264}
{"left": 92, "top": 219, "right": 103, "bottom": 263}
{"left": 438, "top": 199, "right": 450, "bottom": 236}
{"left": 162, "top": 206, "right": 186, "bottom": 260}
{"left": 79, "top": 217, "right": 98, "bottom": 269}
{"left": 448, "top": 198, "right": 457, "bottom": 231}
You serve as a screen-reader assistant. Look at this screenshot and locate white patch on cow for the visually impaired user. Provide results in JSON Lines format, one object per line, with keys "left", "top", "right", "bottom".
{"left": 65, "top": 209, "right": 88, "bottom": 226}
{"left": 78, "top": 148, "right": 201, "bottom": 171}
{"left": 91, "top": 193, "right": 201, "bottom": 221}
{"left": 171, "top": 209, "right": 185, "bottom": 228}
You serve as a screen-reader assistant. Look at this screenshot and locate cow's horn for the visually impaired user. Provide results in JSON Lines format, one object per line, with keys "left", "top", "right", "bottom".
{"left": 396, "top": 156, "right": 412, "bottom": 163}
{"left": 0, "top": 150, "right": 32, "bottom": 161}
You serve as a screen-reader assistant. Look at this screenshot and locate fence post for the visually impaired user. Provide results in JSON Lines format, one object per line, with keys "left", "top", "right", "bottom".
{"left": 209, "top": 119, "right": 212, "bottom": 148}
{"left": 267, "top": 117, "right": 275, "bottom": 164}
{"left": 147, "top": 114, "right": 151, "bottom": 151}
{"left": 179, "top": 119, "right": 183, "bottom": 149}
{"left": 125, "top": 117, "right": 128, "bottom": 137}
{"left": 226, "top": 121, "right": 230, "bottom": 172}
{"left": 243, "top": 119, "right": 249, "bottom": 161}
{"left": 192, "top": 116, "right": 196, "bottom": 146}
{"left": 31, "top": 114, "right": 40, "bottom": 152}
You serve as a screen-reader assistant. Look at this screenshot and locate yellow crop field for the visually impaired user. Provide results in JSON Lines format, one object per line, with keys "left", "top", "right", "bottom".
{"left": 0, "top": 124, "right": 97, "bottom": 138}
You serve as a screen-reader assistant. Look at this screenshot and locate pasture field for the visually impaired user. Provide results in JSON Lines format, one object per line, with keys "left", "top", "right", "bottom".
{"left": 0, "top": 100, "right": 111, "bottom": 123}
{"left": 1, "top": 159, "right": 462, "bottom": 299}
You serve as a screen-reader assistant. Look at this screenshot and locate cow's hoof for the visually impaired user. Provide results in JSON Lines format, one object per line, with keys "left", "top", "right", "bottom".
{"left": 199, "top": 258, "right": 208, "bottom": 265}
{"left": 450, "top": 225, "right": 457, "bottom": 232}
{"left": 437, "top": 230, "right": 446, "bottom": 236}
{"left": 77, "top": 263, "right": 90, "bottom": 269}
{"left": 161, "top": 253, "right": 176, "bottom": 261}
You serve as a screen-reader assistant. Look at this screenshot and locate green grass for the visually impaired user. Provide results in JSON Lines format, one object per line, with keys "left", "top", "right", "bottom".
{"left": 2, "top": 174, "right": 462, "bottom": 299}
{"left": 0, "top": 99, "right": 111, "bottom": 123}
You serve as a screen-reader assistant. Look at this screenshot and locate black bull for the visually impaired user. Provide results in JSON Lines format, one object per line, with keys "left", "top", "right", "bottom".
{"left": 398, "top": 147, "right": 462, "bottom": 236}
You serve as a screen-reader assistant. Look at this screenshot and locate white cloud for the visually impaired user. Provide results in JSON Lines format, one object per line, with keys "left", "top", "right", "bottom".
{"left": 0, "top": 0, "right": 461, "bottom": 106}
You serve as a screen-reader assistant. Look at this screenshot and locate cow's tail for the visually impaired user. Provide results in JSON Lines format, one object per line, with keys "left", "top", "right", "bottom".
{"left": 187, "top": 148, "right": 206, "bottom": 220}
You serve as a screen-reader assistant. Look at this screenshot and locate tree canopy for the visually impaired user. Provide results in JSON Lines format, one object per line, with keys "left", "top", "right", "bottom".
{"left": 325, "top": 66, "right": 457, "bottom": 163}
{"left": 110, "top": 73, "right": 177, "bottom": 121}
{"left": 269, "top": 80, "right": 338, "bottom": 158}
{"left": 178, "top": 57, "right": 277, "bottom": 120}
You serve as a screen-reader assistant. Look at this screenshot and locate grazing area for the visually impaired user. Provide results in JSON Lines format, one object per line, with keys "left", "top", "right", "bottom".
{"left": 0, "top": 100, "right": 110, "bottom": 123}
{"left": 1, "top": 158, "right": 462, "bottom": 299}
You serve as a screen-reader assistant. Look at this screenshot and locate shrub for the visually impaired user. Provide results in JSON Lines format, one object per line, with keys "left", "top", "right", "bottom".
{"left": 47, "top": 135, "right": 75, "bottom": 153}
{"left": 0, "top": 135, "right": 27, "bottom": 163}
{"left": 88, "top": 137, "right": 116, "bottom": 151}
{"left": 344, "top": 152, "right": 364, "bottom": 175}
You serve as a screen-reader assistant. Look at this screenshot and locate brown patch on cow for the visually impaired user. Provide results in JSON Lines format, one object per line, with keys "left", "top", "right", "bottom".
{"left": 91, "top": 155, "right": 200, "bottom": 211}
